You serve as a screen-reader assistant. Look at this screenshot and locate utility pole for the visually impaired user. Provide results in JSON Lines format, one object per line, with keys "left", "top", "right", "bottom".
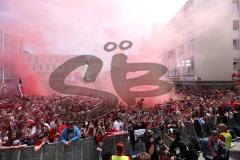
{"left": 238, "top": 0, "right": 240, "bottom": 78}
{"left": 2, "top": 30, "right": 4, "bottom": 84}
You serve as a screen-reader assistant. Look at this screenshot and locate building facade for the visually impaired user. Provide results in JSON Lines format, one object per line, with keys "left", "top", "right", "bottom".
{"left": 0, "top": 30, "right": 23, "bottom": 83}
{"left": 26, "top": 53, "right": 86, "bottom": 91}
{"left": 155, "top": 0, "right": 240, "bottom": 81}
{"left": 0, "top": 29, "right": 88, "bottom": 93}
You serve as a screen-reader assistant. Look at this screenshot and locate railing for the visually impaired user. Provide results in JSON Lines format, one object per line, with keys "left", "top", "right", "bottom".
{"left": 1, "top": 113, "right": 240, "bottom": 160}
{"left": 0, "top": 138, "right": 98, "bottom": 160}
{"left": 0, "top": 133, "right": 131, "bottom": 160}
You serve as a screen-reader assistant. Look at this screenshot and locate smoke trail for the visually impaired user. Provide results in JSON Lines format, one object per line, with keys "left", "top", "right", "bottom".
{"left": 3, "top": 50, "right": 46, "bottom": 95}
{"left": 0, "top": 0, "right": 193, "bottom": 104}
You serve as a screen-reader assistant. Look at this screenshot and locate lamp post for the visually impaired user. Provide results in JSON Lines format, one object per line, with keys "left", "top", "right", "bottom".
{"left": 1, "top": 30, "right": 4, "bottom": 84}
{"left": 237, "top": 0, "right": 240, "bottom": 80}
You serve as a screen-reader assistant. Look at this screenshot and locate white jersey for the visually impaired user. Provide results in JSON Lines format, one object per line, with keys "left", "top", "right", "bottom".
{"left": 113, "top": 120, "right": 123, "bottom": 131}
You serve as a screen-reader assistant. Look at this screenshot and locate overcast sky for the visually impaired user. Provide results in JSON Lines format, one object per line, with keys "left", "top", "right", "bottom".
{"left": 0, "top": 0, "right": 189, "bottom": 54}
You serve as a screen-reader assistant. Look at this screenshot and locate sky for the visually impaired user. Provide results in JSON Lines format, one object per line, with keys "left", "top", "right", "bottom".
{"left": 0, "top": 0, "right": 189, "bottom": 55}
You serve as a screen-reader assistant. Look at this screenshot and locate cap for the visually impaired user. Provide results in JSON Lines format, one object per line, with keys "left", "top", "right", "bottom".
{"left": 44, "top": 123, "right": 50, "bottom": 130}
{"left": 27, "top": 119, "right": 35, "bottom": 127}
{"left": 13, "top": 140, "right": 20, "bottom": 145}
{"left": 67, "top": 121, "right": 75, "bottom": 126}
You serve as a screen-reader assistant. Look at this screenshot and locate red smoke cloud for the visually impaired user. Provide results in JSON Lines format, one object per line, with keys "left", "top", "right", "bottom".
{"left": 4, "top": 51, "right": 46, "bottom": 95}
{"left": 0, "top": 0, "right": 178, "bottom": 104}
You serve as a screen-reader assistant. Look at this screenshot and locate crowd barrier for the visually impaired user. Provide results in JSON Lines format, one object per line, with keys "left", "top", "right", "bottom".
{"left": 0, "top": 133, "right": 132, "bottom": 160}
{"left": 0, "top": 138, "right": 99, "bottom": 160}
{"left": 1, "top": 113, "right": 240, "bottom": 160}
{"left": 132, "top": 113, "right": 240, "bottom": 155}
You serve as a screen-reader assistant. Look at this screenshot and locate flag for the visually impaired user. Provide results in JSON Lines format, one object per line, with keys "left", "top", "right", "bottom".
{"left": 18, "top": 78, "right": 24, "bottom": 97}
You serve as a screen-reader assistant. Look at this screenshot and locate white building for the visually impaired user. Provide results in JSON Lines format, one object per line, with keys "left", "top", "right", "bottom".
{"left": 0, "top": 30, "right": 23, "bottom": 83}
{"left": 155, "top": 0, "right": 240, "bottom": 81}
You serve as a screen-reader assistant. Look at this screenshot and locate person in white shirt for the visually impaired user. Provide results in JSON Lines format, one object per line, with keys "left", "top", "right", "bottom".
{"left": 113, "top": 117, "right": 123, "bottom": 131}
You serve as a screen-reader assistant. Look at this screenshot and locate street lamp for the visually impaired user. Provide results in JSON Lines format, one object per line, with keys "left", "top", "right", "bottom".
{"left": 1, "top": 30, "right": 4, "bottom": 84}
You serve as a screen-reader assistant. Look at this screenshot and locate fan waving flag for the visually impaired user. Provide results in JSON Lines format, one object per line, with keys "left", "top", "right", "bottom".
{"left": 18, "top": 78, "right": 24, "bottom": 97}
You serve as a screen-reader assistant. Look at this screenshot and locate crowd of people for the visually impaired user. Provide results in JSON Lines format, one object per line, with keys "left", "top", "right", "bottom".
{"left": 0, "top": 86, "right": 240, "bottom": 160}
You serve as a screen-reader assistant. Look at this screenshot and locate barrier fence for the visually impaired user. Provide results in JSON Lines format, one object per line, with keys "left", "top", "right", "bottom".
{"left": 1, "top": 113, "right": 240, "bottom": 160}
{"left": 0, "top": 133, "right": 132, "bottom": 160}
{"left": 0, "top": 138, "right": 99, "bottom": 160}
{"left": 131, "top": 113, "right": 240, "bottom": 157}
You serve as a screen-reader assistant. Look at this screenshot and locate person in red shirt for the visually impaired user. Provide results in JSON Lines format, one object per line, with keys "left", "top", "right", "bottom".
{"left": 95, "top": 121, "right": 105, "bottom": 152}
{"left": 34, "top": 125, "right": 49, "bottom": 151}
{"left": 48, "top": 123, "right": 60, "bottom": 143}
{"left": 57, "top": 120, "right": 66, "bottom": 134}
{"left": 105, "top": 123, "right": 119, "bottom": 137}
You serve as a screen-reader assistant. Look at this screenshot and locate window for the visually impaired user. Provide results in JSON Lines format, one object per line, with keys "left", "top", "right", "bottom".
{"left": 233, "top": 59, "right": 240, "bottom": 71}
{"left": 189, "top": 56, "right": 194, "bottom": 75}
{"left": 233, "top": 0, "right": 239, "bottom": 12}
{"left": 233, "top": 39, "right": 240, "bottom": 49}
{"left": 233, "top": 20, "right": 239, "bottom": 30}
